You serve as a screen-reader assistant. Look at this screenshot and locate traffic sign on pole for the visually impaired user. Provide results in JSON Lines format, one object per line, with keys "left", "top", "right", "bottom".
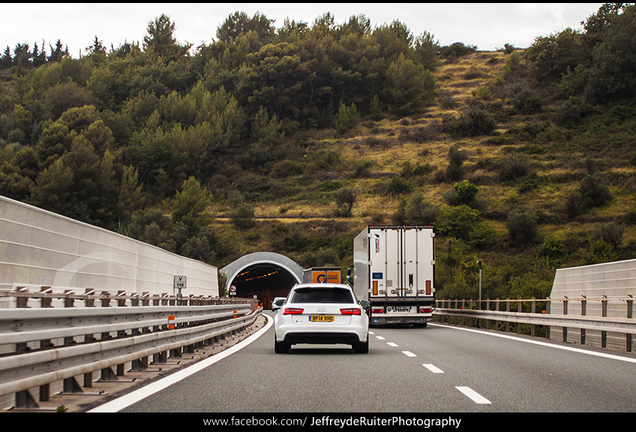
{"left": 174, "top": 276, "right": 187, "bottom": 290}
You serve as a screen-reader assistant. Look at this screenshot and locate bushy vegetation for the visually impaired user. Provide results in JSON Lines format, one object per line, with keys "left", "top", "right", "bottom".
{"left": 1, "top": 5, "right": 636, "bottom": 301}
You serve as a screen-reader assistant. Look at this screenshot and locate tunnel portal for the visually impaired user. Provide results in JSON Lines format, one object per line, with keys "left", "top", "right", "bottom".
{"left": 220, "top": 252, "right": 303, "bottom": 309}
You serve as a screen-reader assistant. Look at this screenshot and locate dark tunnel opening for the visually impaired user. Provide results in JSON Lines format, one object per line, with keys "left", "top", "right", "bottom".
{"left": 229, "top": 262, "right": 299, "bottom": 309}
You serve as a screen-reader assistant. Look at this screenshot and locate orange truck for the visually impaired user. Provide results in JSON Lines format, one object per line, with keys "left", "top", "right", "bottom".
{"left": 302, "top": 267, "right": 342, "bottom": 284}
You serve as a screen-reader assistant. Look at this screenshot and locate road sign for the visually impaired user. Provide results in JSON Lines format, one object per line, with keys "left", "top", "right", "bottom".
{"left": 174, "top": 276, "right": 187, "bottom": 289}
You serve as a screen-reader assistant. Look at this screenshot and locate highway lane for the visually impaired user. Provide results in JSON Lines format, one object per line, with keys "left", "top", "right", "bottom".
{"left": 91, "top": 312, "right": 636, "bottom": 413}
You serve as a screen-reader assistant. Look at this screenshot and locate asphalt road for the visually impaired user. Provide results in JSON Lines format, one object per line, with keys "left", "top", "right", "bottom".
{"left": 91, "top": 311, "right": 636, "bottom": 414}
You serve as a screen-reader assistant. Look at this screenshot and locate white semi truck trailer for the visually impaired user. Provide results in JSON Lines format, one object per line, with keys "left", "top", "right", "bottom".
{"left": 352, "top": 226, "right": 435, "bottom": 326}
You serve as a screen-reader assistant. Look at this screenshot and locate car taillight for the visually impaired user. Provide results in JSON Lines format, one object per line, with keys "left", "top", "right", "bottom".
{"left": 283, "top": 307, "right": 304, "bottom": 315}
{"left": 420, "top": 307, "right": 432, "bottom": 313}
{"left": 340, "top": 308, "right": 361, "bottom": 315}
{"left": 371, "top": 308, "right": 384, "bottom": 314}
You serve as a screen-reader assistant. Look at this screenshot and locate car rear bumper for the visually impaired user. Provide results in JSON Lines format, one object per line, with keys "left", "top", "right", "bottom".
{"left": 371, "top": 315, "right": 431, "bottom": 325}
{"left": 275, "top": 320, "right": 368, "bottom": 345}
{"left": 282, "top": 332, "right": 365, "bottom": 345}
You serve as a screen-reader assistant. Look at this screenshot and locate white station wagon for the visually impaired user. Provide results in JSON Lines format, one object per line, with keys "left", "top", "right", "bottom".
{"left": 273, "top": 283, "right": 369, "bottom": 354}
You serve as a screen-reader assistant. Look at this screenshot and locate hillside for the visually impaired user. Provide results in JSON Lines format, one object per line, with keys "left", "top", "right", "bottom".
{"left": 2, "top": 6, "right": 635, "bottom": 301}
{"left": 209, "top": 47, "right": 636, "bottom": 300}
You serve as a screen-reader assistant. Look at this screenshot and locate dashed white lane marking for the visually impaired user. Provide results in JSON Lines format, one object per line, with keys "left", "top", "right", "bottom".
{"left": 423, "top": 363, "right": 444, "bottom": 373}
{"left": 374, "top": 331, "right": 490, "bottom": 405}
{"left": 456, "top": 386, "right": 491, "bottom": 404}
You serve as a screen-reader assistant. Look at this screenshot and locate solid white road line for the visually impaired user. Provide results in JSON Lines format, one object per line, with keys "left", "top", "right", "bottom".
{"left": 456, "top": 386, "right": 491, "bottom": 404}
{"left": 429, "top": 323, "right": 636, "bottom": 364}
{"left": 88, "top": 315, "right": 274, "bottom": 413}
{"left": 423, "top": 363, "right": 444, "bottom": 373}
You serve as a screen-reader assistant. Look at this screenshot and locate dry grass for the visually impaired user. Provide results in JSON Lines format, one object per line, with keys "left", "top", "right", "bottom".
{"left": 211, "top": 48, "right": 636, "bottom": 269}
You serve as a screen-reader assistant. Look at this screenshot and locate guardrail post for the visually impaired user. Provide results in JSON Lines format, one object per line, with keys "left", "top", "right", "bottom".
{"left": 546, "top": 298, "right": 551, "bottom": 339}
{"left": 63, "top": 376, "right": 83, "bottom": 394}
{"left": 40, "top": 286, "right": 52, "bottom": 308}
{"left": 601, "top": 295, "right": 608, "bottom": 348}
{"left": 101, "top": 291, "right": 111, "bottom": 307}
{"left": 517, "top": 298, "right": 522, "bottom": 334}
{"left": 531, "top": 298, "right": 536, "bottom": 337}
{"left": 131, "top": 356, "right": 148, "bottom": 371}
{"left": 170, "top": 347, "right": 182, "bottom": 359}
{"left": 627, "top": 295, "right": 633, "bottom": 352}
{"left": 85, "top": 288, "right": 95, "bottom": 307}
{"left": 13, "top": 286, "right": 39, "bottom": 408}
{"left": 84, "top": 372, "right": 93, "bottom": 388}
{"left": 15, "top": 389, "right": 38, "bottom": 409}
{"left": 505, "top": 299, "right": 511, "bottom": 333}
{"left": 117, "top": 290, "right": 126, "bottom": 307}
{"left": 460, "top": 299, "right": 465, "bottom": 326}
{"left": 486, "top": 299, "right": 490, "bottom": 330}
{"left": 153, "top": 351, "right": 167, "bottom": 364}
{"left": 562, "top": 296, "right": 568, "bottom": 342}
{"left": 581, "top": 295, "right": 587, "bottom": 345}
{"left": 64, "top": 289, "right": 74, "bottom": 308}
{"left": 16, "top": 286, "right": 28, "bottom": 308}
{"left": 495, "top": 299, "right": 500, "bottom": 331}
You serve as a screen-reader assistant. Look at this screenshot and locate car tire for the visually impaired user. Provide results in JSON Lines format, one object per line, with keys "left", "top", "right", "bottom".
{"left": 353, "top": 336, "right": 369, "bottom": 354}
{"left": 274, "top": 336, "right": 290, "bottom": 354}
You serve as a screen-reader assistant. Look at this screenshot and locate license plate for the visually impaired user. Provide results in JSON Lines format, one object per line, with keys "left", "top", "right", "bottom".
{"left": 310, "top": 315, "right": 334, "bottom": 322}
{"left": 387, "top": 306, "right": 413, "bottom": 313}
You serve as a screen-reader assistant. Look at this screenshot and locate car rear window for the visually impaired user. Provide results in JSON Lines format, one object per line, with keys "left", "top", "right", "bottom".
{"left": 290, "top": 287, "right": 354, "bottom": 304}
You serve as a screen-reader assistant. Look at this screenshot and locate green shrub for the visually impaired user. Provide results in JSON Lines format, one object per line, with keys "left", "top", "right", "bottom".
{"left": 499, "top": 153, "right": 530, "bottom": 181}
{"left": 503, "top": 51, "right": 521, "bottom": 78}
{"left": 554, "top": 97, "right": 593, "bottom": 128}
{"left": 445, "top": 144, "right": 468, "bottom": 181}
{"left": 334, "top": 102, "right": 359, "bottom": 134}
{"left": 436, "top": 205, "right": 482, "bottom": 242}
{"left": 440, "top": 42, "right": 477, "bottom": 58}
{"left": 513, "top": 89, "right": 542, "bottom": 114}
{"left": 333, "top": 187, "right": 357, "bottom": 216}
{"left": 270, "top": 159, "right": 303, "bottom": 178}
{"left": 231, "top": 203, "right": 255, "bottom": 230}
{"left": 475, "top": 87, "right": 492, "bottom": 100}
{"left": 386, "top": 176, "right": 412, "bottom": 196}
{"left": 403, "top": 193, "right": 440, "bottom": 225}
{"left": 506, "top": 209, "right": 539, "bottom": 247}
{"left": 445, "top": 180, "right": 479, "bottom": 208}
{"left": 446, "top": 107, "right": 496, "bottom": 138}
{"left": 579, "top": 174, "right": 612, "bottom": 209}
{"left": 593, "top": 222, "right": 624, "bottom": 249}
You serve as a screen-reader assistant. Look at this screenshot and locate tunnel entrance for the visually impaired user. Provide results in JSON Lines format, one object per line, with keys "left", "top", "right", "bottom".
{"left": 221, "top": 252, "right": 303, "bottom": 309}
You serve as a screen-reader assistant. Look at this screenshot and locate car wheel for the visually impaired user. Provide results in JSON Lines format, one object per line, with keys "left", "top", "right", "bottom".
{"left": 274, "top": 336, "right": 290, "bottom": 354}
{"left": 353, "top": 336, "right": 369, "bottom": 354}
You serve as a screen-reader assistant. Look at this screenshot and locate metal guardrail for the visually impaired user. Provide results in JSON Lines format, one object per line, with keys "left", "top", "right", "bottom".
{"left": 434, "top": 296, "right": 636, "bottom": 352}
{"left": 0, "top": 287, "right": 261, "bottom": 409}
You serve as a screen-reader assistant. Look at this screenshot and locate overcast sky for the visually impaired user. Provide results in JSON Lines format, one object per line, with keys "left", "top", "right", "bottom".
{"left": 1, "top": 3, "right": 604, "bottom": 57}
